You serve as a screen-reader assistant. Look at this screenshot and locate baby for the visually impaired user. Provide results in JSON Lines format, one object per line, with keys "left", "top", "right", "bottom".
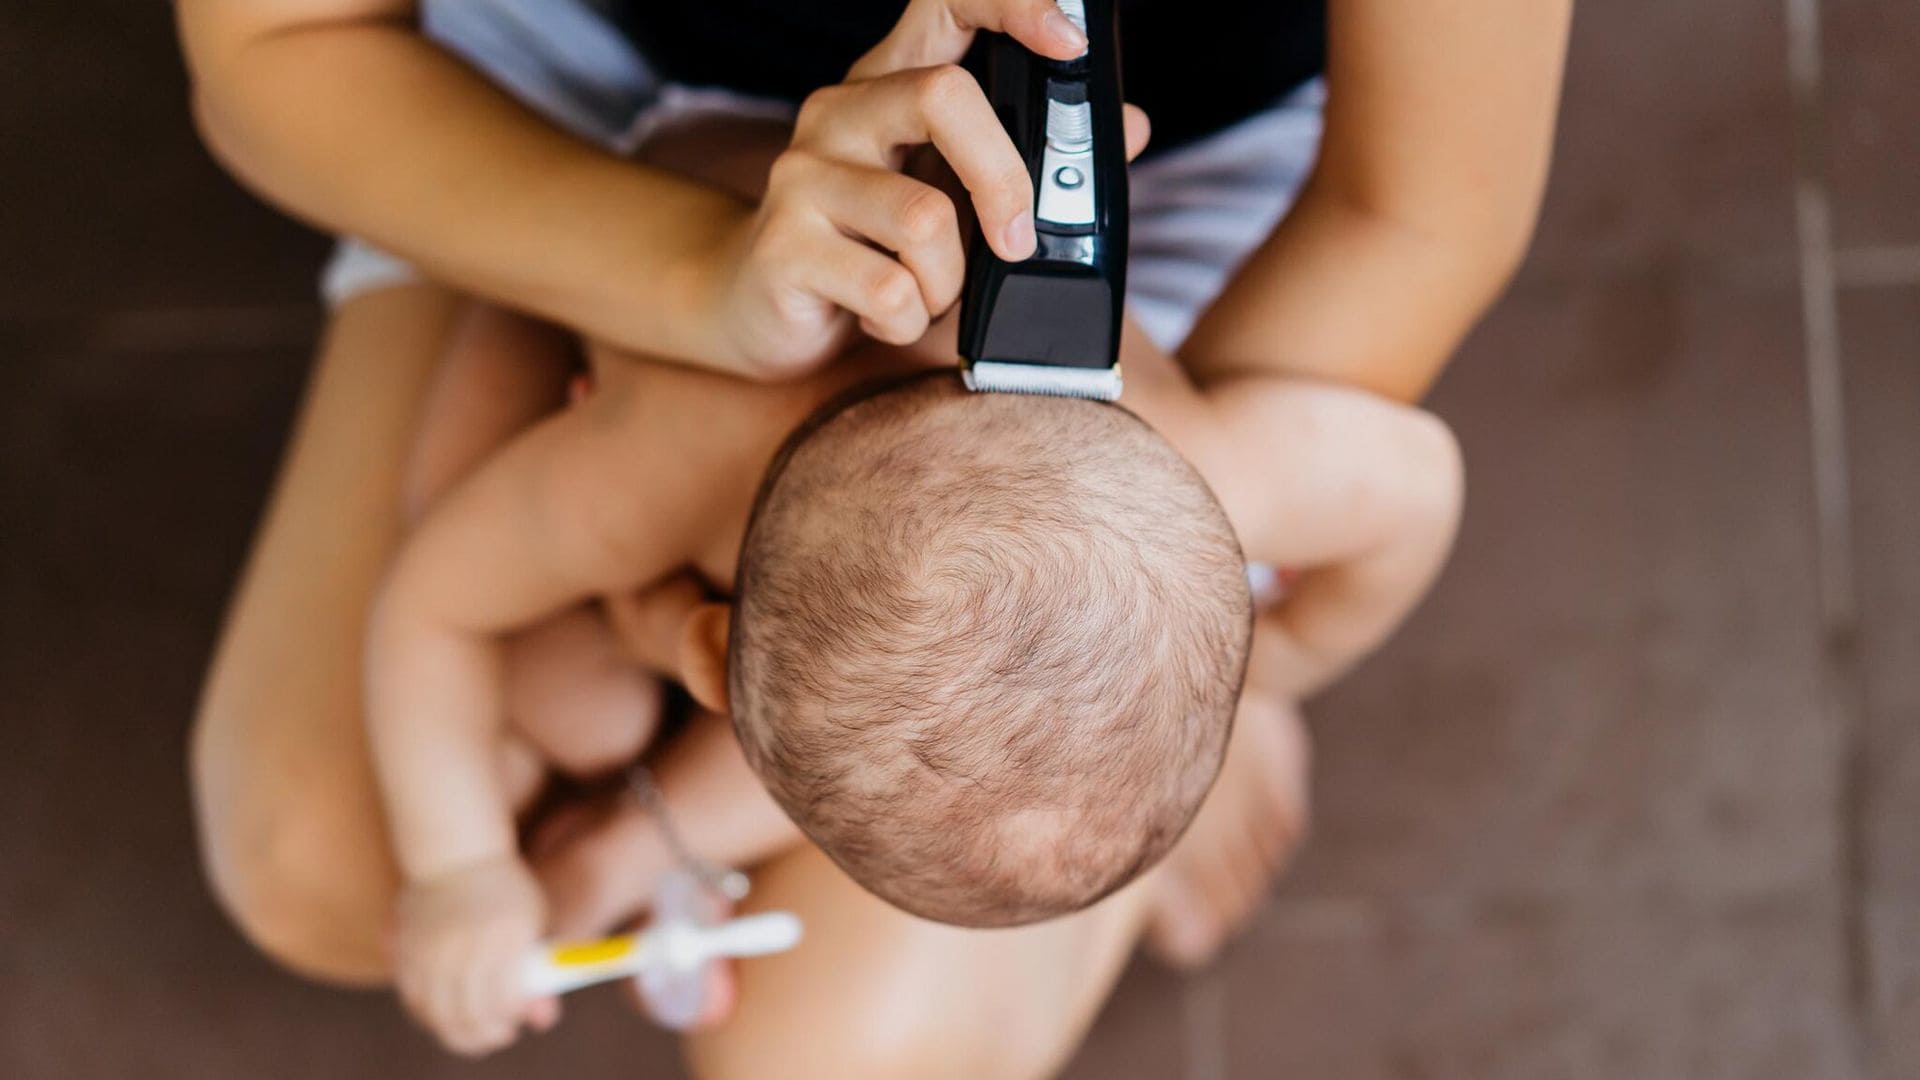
{"left": 729, "top": 372, "right": 1249, "bottom": 924}
{"left": 369, "top": 325, "right": 1459, "bottom": 1053}
{"left": 366, "top": 127, "right": 1462, "bottom": 1055}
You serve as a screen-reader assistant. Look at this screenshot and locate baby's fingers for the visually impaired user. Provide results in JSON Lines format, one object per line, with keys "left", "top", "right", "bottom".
{"left": 446, "top": 935, "right": 526, "bottom": 1057}
{"left": 404, "top": 942, "right": 495, "bottom": 1057}
{"left": 525, "top": 994, "right": 562, "bottom": 1034}
{"left": 393, "top": 935, "right": 467, "bottom": 1052}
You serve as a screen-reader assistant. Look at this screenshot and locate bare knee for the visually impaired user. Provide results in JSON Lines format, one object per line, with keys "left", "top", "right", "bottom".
{"left": 192, "top": 705, "right": 396, "bottom": 986}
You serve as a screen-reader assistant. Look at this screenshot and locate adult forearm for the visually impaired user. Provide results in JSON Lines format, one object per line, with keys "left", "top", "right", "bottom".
{"left": 1180, "top": 187, "right": 1531, "bottom": 404}
{"left": 187, "top": 22, "right": 743, "bottom": 362}
{"left": 1179, "top": 0, "right": 1570, "bottom": 403}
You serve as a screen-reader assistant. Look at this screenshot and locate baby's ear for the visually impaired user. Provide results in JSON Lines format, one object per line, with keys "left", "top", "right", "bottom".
{"left": 679, "top": 602, "right": 732, "bottom": 714}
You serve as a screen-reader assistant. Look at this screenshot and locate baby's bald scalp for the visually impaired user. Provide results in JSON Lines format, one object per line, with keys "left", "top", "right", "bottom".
{"left": 730, "top": 374, "right": 1251, "bottom": 926}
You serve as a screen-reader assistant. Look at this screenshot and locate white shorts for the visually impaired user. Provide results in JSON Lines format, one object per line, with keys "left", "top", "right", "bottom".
{"left": 323, "top": 0, "right": 1324, "bottom": 351}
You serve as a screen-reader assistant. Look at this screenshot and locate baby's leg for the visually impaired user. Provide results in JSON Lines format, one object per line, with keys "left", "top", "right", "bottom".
{"left": 503, "top": 604, "right": 660, "bottom": 779}
{"left": 1139, "top": 358, "right": 1463, "bottom": 967}
{"left": 1144, "top": 685, "right": 1311, "bottom": 968}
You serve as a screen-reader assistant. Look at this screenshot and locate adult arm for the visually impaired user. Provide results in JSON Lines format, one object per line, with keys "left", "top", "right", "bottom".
{"left": 177, "top": 0, "right": 748, "bottom": 366}
{"left": 1180, "top": 0, "right": 1573, "bottom": 402}
{"left": 176, "top": 0, "right": 1088, "bottom": 374}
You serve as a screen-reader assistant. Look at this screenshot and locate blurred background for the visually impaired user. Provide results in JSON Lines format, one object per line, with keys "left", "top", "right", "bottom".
{"left": 2, "top": 1, "right": 1914, "bottom": 1077}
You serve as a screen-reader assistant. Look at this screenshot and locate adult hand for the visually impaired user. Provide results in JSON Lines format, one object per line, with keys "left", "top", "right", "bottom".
{"left": 701, "top": 0, "right": 1149, "bottom": 376}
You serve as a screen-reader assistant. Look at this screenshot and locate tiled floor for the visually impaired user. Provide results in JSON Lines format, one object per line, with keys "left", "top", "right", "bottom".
{"left": 2, "top": 2, "right": 1914, "bottom": 1078}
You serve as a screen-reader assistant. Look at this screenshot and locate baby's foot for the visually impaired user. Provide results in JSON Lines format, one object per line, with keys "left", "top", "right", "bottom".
{"left": 504, "top": 605, "right": 662, "bottom": 777}
{"left": 1144, "top": 694, "right": 1311, "bottom": 969}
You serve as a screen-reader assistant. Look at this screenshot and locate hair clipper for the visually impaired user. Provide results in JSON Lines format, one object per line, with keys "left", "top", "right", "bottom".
{"left": 958, "top": 0, "right": 1127, "bottom": 401}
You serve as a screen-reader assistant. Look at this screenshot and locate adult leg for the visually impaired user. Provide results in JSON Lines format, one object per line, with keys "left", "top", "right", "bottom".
{"left": 399, "top": 302, "right": 574, "bottom": 524}
{"left": 686, "top": 845, "right": 1157, "bottom": 1080}
{"left": 1144, "top": 692, "right": 1312, "bottom": 967}
{"left": 683, "top": 682, "right": 1310, "bottom": 1079}
{"left": 192, "top": 284, "right": 459, "bottom": 985}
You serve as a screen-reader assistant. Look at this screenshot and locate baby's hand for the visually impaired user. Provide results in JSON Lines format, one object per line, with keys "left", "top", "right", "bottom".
{"left": 393, "top": 856, "right": 556, "bottom": 1057}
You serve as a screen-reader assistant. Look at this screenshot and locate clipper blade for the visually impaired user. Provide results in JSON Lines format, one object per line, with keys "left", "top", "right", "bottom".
{"left": 962, "top": 361, "right": 1123, "bottom": 402}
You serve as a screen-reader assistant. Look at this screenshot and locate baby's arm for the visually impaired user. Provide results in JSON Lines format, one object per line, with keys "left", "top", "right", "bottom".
{"left": 365, "top": 395, "right": 704, "bottom": 1054}
{"left": 1194, "top": 374, "right": 1463, "bottom": 699}
{"left": 401, "top": 305, "right": 665, "bottom": 784}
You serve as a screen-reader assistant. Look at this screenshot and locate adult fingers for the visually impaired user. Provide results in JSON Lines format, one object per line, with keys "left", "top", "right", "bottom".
{"left": 796, "top": 66, "right": 1034, "bottom": 260}
{"left": 848, "top": 0, "right": 1087, "bottom": 81}
{"left": 786, "top": 228, "right": 933, "bottom": 345}
{"left": 1123, "top": 102, "right": 1151, "bottom": 161}
{"left": 772, "top": 151, "right": 967, "bottom": 314}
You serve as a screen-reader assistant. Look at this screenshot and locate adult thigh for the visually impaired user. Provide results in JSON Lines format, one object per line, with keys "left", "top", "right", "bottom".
{"left": 687, "top": 845, "right": 1154, "bottom": 1080}
{"left": 191, "top": 284, "right": 459, "bottom": 985}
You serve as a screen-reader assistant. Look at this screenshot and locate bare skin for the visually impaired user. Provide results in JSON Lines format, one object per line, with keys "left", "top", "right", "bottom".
{"left": 192, "top": 283, "right": 453, "bottom": 986}
{"left": 180, "top": 0, "right": 1559, "bottom": 1067}
{"left": 177, "top": 0, "right": 1568, "bottom": 393}
{"left": 365, "top": 284, "right": 1461, "bottom": 1053}
{"left": 176, "top": 0, "right": 1097, "bottom": 375}
{"left": 194, "top": 100, "right": 1463, "bottom": 1068}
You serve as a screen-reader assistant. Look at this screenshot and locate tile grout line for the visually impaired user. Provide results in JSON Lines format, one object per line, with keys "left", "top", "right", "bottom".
{"left": 1834, "top": 244, "right": 1920, "bottom": 289}
{"left": 1785, "top": 0, "right": 1856, "bottom": 635}
{"left": 1182, "top": 968, "right": 1229, "bottom": 1080}
{"left": 1784, "top": 1, "right": 1873, "bottom": 1076}
{"left": 86, "top": 305, "right": 322, "bottom": 353}
{"left": 0, "top": 304, "right": 322, "bottom": 355}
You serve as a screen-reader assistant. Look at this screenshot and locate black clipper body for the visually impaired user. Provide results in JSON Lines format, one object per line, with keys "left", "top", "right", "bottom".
{"left": 958, "top": 0, "right": 1127, "bottom": 401}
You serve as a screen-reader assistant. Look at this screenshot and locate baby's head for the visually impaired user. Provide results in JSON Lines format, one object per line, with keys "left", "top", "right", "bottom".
{"left": 729, "top": 373, "right": 1251, "bottom": 926}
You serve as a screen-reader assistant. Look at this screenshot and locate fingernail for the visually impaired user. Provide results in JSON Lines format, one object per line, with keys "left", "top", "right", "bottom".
{"left": 1045, "top": 8, "right": 1089, "bottom": 55}
{"left": 1002, "top": 210, "right": 1035, "bottom": 259}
